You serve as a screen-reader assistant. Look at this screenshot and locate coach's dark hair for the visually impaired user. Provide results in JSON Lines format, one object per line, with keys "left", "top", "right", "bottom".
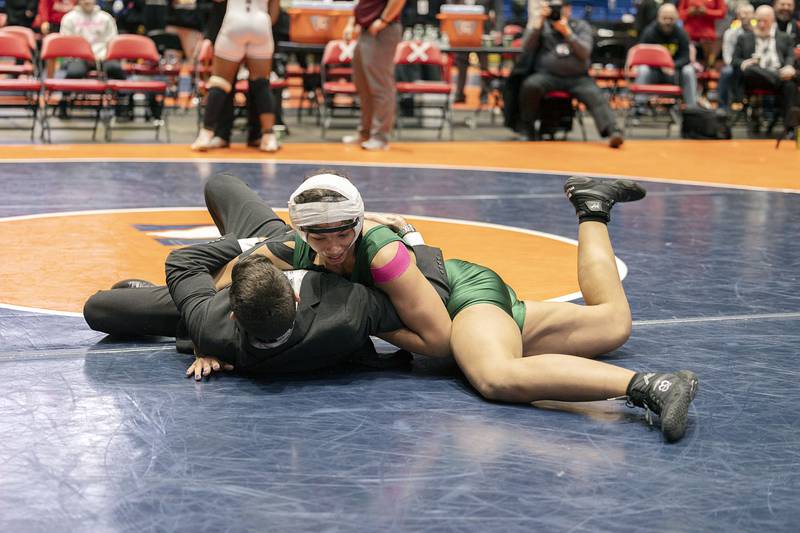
{"left": 229, "top": 255, "right": 296, "bottom": 339}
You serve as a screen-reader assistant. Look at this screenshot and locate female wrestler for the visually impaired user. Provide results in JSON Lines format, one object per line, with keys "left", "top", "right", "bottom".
{"left": 92, "top": 171, "right": 698, "bottom": 441}
{"left": 227, "top": 172, "right": 454, "bottom": 358}
{"left": 209, "top": 171, "right": 697, "bottom": 441}
{"left": 191, "top": 0, "right": 281, "bottom": 152}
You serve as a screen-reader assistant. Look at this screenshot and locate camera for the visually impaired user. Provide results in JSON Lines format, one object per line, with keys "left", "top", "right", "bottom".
{"left": 548, "top": 5, "right": 562, "bottom": 21}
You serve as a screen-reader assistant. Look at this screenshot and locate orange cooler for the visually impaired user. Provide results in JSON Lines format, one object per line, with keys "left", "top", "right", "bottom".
{"left": 436, "top": 12, "right": 488, "bottom": 47}
{"left": 288, "top": 1, "right": 355, "bottom": 44}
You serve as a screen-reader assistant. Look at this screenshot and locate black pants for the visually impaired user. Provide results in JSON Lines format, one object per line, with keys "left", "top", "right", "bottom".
{"left": 518, "top": 72, "right": 617, "bottom": 136}
{"left": 83, "top": 173, "right": 291, "bottom": 338}
{"left": 63, "top": 59, "right": 125, "bottom": 81}
{"left": 214, "top": 83, "right": 285, "bottom": 142}
{"left": 743, "top": 66, "right": 798, "bottom": 128}
{"left": 214, "top": 89, "right": 262, "bottom": 143}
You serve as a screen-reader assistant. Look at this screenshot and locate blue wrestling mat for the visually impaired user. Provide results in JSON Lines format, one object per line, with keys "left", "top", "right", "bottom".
{"left": 1, "top": 160, "right": 798, "bottom": 531}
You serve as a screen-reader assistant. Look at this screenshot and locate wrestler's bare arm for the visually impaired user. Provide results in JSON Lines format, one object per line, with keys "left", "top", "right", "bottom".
{"left": 213, "top": 240, "right": 295, "bottom": 290}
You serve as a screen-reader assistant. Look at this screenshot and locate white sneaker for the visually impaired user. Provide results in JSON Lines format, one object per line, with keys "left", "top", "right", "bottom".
{"left": 191, "top": 129, "right": 215, "bottom": 151}
{"left": 260, "top": 133, "right": 280, "bottom": 153}
{"left": 206, "top": 136, "right": 229, "bottom": 149}
{"left": 342, "top": 134, "right": 367, "bottom": 145}
{"left": 361, "top": 137, "right": 389, "bottom": 151}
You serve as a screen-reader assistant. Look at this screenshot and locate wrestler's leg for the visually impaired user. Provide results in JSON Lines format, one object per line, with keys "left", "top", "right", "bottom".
{"left": 83, "top": 286, "right": 179, "bottom": 338}
{"left": 192, "top": 56, "right": 240, "bottom": 150}
{"left": 453, "top": 304, "right": 632, "bottom": 402}
{"left": 522, "top": 178, "right": 645, "bottom": 357}
{"left": 204, "top": 172, "right": 291, "bottom": 239}
{"left": 452, "top": 304, "right": 698, "bottom": 442}
{"left": 521, "top": 220, "right": 632, "bottom": 357}
{"left": 243, "top": 56, "right": 275, "bottom": 134}
{"left": 86, "top": 174, "right": 289, "bottom": 339}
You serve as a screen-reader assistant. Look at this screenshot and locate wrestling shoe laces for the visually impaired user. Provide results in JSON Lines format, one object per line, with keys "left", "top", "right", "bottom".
{"left": 615, "top": 370, "right": 698, "bottom": 442}
{"left": 563, "top": 176, "right": 646, "bottom": 223}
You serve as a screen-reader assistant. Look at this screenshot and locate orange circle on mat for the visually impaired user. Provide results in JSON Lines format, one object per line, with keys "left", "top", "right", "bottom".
{"left": 0, "top": 209, "right": 581, "bottom": 314}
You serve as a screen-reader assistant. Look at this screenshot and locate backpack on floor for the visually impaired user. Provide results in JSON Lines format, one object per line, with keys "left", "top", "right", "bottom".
{"left": 681, "top": 107, "right": 732, "bottom": 140}
{"left": 538, "top": 96, "right": 574, "bottom": 138}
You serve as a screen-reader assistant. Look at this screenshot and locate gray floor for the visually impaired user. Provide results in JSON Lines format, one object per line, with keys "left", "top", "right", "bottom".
{"left": 0, "top": 98, "right": 757, "bottom": 145}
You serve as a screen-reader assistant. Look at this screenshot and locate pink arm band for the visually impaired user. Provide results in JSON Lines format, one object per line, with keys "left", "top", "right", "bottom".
{"left": 370, "top": 243, "right": 411, "bottom": 284}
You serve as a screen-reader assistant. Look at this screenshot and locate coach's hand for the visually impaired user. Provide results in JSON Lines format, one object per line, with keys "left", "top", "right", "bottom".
{"left": 187, "top": 353, "right": 234, "bottom": 381}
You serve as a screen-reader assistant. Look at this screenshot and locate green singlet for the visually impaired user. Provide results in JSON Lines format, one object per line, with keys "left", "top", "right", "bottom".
{"left": 292, "top": 225, "right": 526, "bottom": 330}
{"left": 444, "top": 259, "right": 527, "bottom": 331}
{"left": 292, "top": 225, "right": 405, "bottom": 285}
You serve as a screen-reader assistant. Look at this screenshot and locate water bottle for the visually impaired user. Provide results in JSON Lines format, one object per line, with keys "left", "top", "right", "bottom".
{"left": 178, "top": 73, "right": 192, "bottom": 96}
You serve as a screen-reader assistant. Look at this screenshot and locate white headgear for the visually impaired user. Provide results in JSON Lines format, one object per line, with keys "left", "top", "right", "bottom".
{"left": 287, "top": 173, "right": 364, "bottom": 244}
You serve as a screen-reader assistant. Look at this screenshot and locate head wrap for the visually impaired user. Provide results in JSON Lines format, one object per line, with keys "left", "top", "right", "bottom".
{"left": 287, "top": 173, "right": 364, "bottom": 245}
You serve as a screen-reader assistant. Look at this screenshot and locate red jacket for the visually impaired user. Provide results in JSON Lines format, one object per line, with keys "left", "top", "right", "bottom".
{"left": 678, "top": 0, "right": 726, "bottom": 41}
{"left": 38, "top": 0, "right": 78, "bottom": 27}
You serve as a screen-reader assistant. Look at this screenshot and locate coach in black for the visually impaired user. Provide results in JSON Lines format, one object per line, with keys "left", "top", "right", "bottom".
{"left": 83, "top": 173, "right": 421, "bottom": 376}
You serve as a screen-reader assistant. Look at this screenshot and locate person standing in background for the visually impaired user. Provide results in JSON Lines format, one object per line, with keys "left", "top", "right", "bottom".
{"left": 38, "top": 0, "right": 78, "bottom": 34}
{"left": 678, "top": 0, "right": 726, "bottom": 65}
{"left": 450, "top": 0, "right": 496, "bottom": 105}
{"left": 341, "top": 0, "right": 407, "bottom": 151}
{"left": 191, "top": 0, "right": 282, "bottom": 152}
{"left": 166, "top": 0, "right": 204, "bottom": 59}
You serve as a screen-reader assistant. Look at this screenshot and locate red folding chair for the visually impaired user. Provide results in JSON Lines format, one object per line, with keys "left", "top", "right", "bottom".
{"left": 319, "top": 39, "right": 357, "bottom": 139}
{"left": 39, "top": 33, "right": 108, "bottom": 142}
{"left": 104, "top": 34, "right": 169, "bottom": 141}
{"left": 394, "top": 40, "right": 454, "bottom": 140}
{"left": 624, "top": 44, "right": 683, "bottom": 137}
{"left": 0, "top": 30, "right": 34, "bottom": 76}
{"left": 742, "top": 87, "right": 779, "bottom": 135}
{"left": 0, "top": 33, "right": 41, "bottom": 140}
{"left": 0, "top": 26, "right": 37, "bottom": 55}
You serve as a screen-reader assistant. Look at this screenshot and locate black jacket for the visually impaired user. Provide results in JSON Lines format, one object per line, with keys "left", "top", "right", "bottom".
{"left": 732, "top": 30, "right": 796, "bottom": 71}
{"left": 1, "top": 0, "right": 39, "bottom": 27}
{"left": 638, "top": 21, "right": 691, "bottom": 69}
{"left": 165, "top": 234, "right": 405, "bottom": 374}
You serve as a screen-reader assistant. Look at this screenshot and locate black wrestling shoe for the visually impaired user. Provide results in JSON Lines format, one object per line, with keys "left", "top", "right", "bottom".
{"left": 110, "top": 279, "right": 156, "bottom": 290}
{"left": 626, "top": 370, "right": 699, "bottom": 443}
{"left": 564, "top": 176, "right": 646, "bottom": 223}
{"left": 776, "top": 107, "right": 800, "bottom": 149}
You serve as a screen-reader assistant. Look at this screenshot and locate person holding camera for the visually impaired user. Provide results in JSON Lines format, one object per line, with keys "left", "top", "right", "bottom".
{"left": 517, "top": 0, "right": 624, "bottom": 148}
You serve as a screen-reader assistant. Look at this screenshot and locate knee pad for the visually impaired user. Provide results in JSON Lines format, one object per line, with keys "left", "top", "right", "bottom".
{"left": 248, "top": 77, "right": 273, "bottom": 116}
{"left": 207, "top": 75, "right": 232, "bottom": 93}
{"left": 203, "top": 86, "right": 229, "bottom": 131}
